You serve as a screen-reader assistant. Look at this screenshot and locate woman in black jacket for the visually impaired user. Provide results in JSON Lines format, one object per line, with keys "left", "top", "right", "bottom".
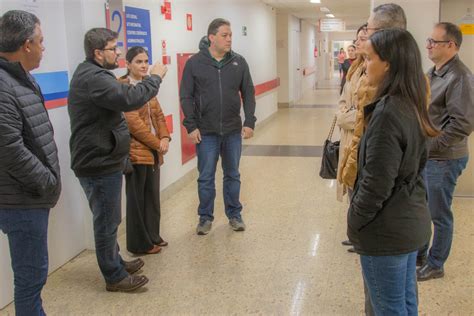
{"left": 347, "top": 28, "right": 439, "bottom": 315}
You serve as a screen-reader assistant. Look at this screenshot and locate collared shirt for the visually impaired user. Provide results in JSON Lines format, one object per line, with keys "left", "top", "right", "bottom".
{"left": 210, "top": 52, "right": 232, "bottom": 69}
{"left": 427, "top": 54, "right": 474, "bottom": 160}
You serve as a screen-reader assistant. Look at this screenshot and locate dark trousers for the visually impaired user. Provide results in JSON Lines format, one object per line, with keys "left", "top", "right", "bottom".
{"left": 0, "top": 208, "right": 49, "bottom": 316}
{"left": 125, "top": 164, "right": 163, "bottom": 253}
{"left": 78, "top": 172, "right": 128, "bottom": 284}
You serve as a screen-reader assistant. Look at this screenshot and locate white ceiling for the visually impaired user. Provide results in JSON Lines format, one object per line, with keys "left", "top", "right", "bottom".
{"left": 261, "top": 0, "right": 371, "bottom": 30}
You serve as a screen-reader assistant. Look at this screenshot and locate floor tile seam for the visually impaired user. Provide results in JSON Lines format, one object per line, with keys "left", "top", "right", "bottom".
{"left": 242, "top": 144, "right": 323, "bottom": 158}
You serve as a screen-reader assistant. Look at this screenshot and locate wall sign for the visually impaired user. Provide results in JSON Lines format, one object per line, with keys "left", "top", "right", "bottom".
{"left": 459, "top": 8, "right": 474, "bottom": 35}
{"left": 125, "top": 6, "right": 153, "bottom": 63}
{"left": 319, "top": 19, "right": 345, "bottom": 32}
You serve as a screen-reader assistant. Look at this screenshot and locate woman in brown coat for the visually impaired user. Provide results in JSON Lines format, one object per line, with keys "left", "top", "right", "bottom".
{"left": 336, "top": 24, "right": 369, "bottom": 203}
{"left": 120, "top": 46, "right": 171, "bottom": 254}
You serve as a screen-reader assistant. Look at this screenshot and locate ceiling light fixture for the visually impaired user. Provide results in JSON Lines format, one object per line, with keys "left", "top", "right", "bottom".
{"left": 326, "top": 14, "right": 335, "bottom": 18}
{"left": 320, "top": 7, "right": 330, "bottom": 12}
{"left": 310, "top": 0, "right": 321, "bottom": 3}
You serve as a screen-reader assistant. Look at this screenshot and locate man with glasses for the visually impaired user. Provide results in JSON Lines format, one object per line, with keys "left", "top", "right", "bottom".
{"left": 68, "top": 28, "right": 167, "bottom": 292}
{"left": 417, "top": 22, "right": 474, "bottom": 281}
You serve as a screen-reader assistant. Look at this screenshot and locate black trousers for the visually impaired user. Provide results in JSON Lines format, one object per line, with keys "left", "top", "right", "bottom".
{"left": 125, "top": 164, "right": 163, "bottom": 253}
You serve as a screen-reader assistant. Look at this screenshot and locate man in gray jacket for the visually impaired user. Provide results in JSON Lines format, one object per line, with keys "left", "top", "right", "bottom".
{"left": 0, "top": 10, "right": 61, "bottom": 315}
{"left": 417, "top": 22, "right": 474, "bottom": 281}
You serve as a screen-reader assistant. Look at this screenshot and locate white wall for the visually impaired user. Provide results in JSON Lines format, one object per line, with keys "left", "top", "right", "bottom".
{"left": 300, "top": 20, "right": 317, "bottom": 93}
{"left": 0, "top": 0, "right": 277, "bottom": 308}
{"left": 288, "top": 14, "right": 300, "bottom": 102}
{"left": 276, "top": 13, "right": 289, "bottom": 104}
{"left": 277, "top": 14, "right": 321, "bottom": 104}
{"left": 317, "top": 32, "right": 331, "bottom": 81}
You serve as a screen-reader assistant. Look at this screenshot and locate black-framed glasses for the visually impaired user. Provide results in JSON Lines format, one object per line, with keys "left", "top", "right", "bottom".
{"left": 426, "top": 38, "right": 451, "bottom": 47}
{"left": 102, "top": 47, "right": 119, "bottom": 52}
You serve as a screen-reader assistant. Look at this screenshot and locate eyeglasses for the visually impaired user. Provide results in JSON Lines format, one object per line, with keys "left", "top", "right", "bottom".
{"left": 426, "top": 38, "right": 452, "bottom": 47}
{"left": 102, "top": 47, "right": 119, "bottom": 53}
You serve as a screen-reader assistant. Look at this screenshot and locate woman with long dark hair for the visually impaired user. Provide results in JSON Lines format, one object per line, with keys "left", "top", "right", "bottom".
{"left": 120, "top": 46, "right": 171, "bottom": 255}
{"left": 347, "top": 28, "right": 438, "bottom": 314}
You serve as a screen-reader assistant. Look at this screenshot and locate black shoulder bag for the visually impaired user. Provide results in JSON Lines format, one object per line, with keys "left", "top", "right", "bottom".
{"left": 319, "top": 115, "right": 340, "bottom": 179}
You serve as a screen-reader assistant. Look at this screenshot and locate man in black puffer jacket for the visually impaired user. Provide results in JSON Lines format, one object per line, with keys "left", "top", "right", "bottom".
{"left": 180, "top": 18, "right": 256, "bottom": 235}
{"left": 68, "top": 28, "right": 167, "bottom": 293}
{"left": 0, "top": 10, "right": 61, "bottom": 315}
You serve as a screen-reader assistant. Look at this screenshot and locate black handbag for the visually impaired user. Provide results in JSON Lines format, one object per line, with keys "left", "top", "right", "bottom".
{"left": 319, "top": 115, "right": 340, "bottom": 179}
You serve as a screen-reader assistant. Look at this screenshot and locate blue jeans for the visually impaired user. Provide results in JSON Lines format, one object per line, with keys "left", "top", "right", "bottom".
{"left": 418, "top": 157, "right": 468, "bottom": 269}
{"left": 196, "top": 132, "right": 242, "bottom": 222}
{"left": 361, "top": 251, "right": 418, "bottom": 316}
{"left": 0, "top": 208, "right": 49, "bottom": 316}
{"left": 79, "top": 171, "right": 128, "bottom": 284}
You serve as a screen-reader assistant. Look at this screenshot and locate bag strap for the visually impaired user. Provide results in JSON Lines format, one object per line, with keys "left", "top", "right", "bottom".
{"left": 327, "top": 115, "right": 337, "bottom": 140}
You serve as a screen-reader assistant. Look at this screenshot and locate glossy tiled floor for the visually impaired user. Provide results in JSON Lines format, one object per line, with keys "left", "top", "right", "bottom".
{"left": 2, "top": 81, "right": 473, "bottom": 315}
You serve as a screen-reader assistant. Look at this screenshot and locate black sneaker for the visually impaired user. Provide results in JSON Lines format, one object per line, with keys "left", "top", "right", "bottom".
{"left": 417, "top": 263, "right": 444, "bottom": 281}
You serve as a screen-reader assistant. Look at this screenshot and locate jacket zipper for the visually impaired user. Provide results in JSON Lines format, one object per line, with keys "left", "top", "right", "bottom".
{"left": 218, "top": 69, "right": 223, "bottom": 135}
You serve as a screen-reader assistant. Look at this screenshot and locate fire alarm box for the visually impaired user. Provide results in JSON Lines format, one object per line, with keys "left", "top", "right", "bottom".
{"left": 161, "top": 1, "right": 172, "bottom": 20}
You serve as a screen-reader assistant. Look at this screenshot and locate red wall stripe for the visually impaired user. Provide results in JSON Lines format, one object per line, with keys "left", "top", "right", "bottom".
{"left": 254, "top": 78, "right": 280, "bottom": 96}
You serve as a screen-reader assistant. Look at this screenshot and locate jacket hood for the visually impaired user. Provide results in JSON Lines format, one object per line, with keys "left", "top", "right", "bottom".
{"left": 199, "top": 36, "right": 210, "bottom": 51}
{"left": 197, "top": 35, "right": 236, "bottom": 63}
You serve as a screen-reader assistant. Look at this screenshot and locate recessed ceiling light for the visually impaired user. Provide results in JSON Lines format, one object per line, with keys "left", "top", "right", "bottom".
{"left": 326, "top": 14, "right": 335, "bottom": 18}
{"left": 310, "top": 0, "right": 321, "bottom": 3}
{"left": 320, "top": 7, "right": 330, "bottom": 12}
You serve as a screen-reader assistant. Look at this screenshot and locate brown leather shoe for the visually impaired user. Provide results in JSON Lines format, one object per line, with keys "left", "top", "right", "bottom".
{"left": 123, "top": 258, "right": 144, "bottom": 275}
{"left": 106, "top": 275, "right": 149, "bottom": 292}
{"left": 146, "top": 245, "right": 162, "bottom": 254}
